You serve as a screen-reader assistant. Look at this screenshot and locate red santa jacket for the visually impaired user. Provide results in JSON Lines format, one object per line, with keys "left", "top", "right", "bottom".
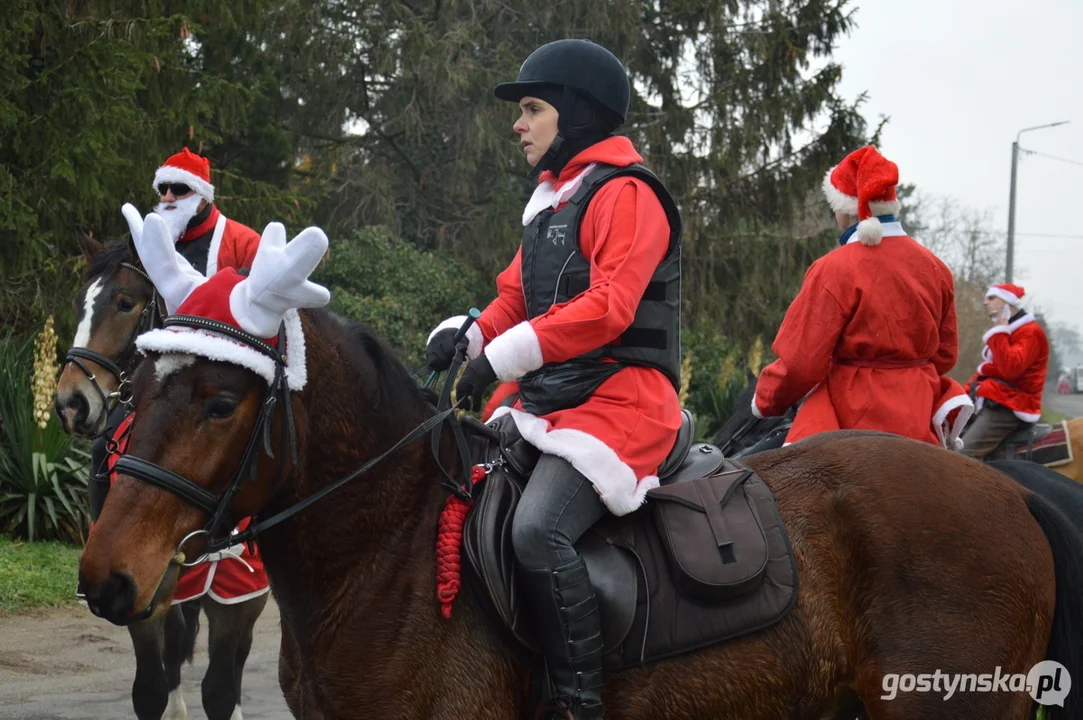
{"left": 428, "top": 137, "right": 682, "bottom": 516}
{"left": 966, "top": 312, "right": 1048, "bottom": 422}
{"left": 178, "top": 204, "right": 261, "bottom": 275}
{"left": 754, "top": 221, "right": 963, "bottom": 446}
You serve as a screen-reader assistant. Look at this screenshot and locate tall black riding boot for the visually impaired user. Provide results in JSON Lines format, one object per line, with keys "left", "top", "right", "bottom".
{"left": 520, "top": 557, "right": 604, "bottom": 720}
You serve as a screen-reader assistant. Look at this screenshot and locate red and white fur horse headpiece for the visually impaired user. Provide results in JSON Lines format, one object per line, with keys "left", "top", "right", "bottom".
{"left": 132, "top": 212, "right": 330, "bottom": 390}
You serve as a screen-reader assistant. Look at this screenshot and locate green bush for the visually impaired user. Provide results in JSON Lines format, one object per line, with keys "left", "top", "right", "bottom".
{"left": 0, "top": 333, "right": 90, "bottom": 543}
{"left": 681, "top": 330, "right": 760, "bottom": 443}
{"left": 313, "top": 227, "right": 489, "bottom": 366}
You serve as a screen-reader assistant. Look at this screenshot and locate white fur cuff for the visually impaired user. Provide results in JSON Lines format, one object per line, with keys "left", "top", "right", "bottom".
{"left": 484, "top": 321, "right": 544, "bottom": 382}
{"left": 751, "top": 395, "right": 765, "bottom": 419}
{"left": 426, "top": 315, "right": 484, "bottom": 361}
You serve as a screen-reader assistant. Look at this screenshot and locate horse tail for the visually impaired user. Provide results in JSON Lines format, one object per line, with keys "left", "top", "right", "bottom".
{"left": 1024, "top": 490, "right": 1083, "bottom": 719}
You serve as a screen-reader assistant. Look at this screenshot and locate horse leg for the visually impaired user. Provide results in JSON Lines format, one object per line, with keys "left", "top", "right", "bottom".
{"left": 230, "top": 593, "right": 269, "bottom": 705}
{"left": 201, "top": 595, "right": 268, "bottom": 720}
{"left": 127, "top": 614, "right": 169, "bottom": 720}
{"left": 160, "top": 601, "right": 200, "bottom": 720}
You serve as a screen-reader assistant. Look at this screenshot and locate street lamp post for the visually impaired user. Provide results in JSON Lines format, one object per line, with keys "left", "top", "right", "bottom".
{"left": 1006, "top": 120, "right": 1070, "bottom": 283}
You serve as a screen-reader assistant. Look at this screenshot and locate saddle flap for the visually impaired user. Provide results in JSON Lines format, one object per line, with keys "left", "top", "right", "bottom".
{"left": 645, "top": 461, "right": 769, "bottom": 602}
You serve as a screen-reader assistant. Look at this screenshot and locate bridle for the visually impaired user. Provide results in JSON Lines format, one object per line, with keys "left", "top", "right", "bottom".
{"left": 112, "top": 311, "right": 479, "bottom": 620}
{"left": 64, "top": 262, "right": 163, "bottom": 426}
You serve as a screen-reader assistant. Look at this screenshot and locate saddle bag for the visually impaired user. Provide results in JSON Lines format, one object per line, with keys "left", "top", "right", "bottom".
{"left": 645, "top": 461, "right": 769, "bottom": 603}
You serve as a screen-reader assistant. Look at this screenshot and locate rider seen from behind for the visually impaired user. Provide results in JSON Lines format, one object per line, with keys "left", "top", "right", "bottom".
{"left": 961, "top": 283, "right": 1050, "bottom": 459}
{"left": 425, "top": 38, "right": 683, "bottom": 720}
{"left": 752, "top": 146, "right": 975, "bottom": 449}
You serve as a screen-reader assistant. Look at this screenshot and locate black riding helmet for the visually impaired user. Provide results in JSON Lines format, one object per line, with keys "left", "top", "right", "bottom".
{"left": 495, "top": 39, "right": 632, "bottom": 178}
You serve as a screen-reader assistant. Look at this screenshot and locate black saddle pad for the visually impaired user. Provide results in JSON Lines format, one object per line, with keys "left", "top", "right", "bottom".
{"left": 460, "top": 414, "right": 799, "bottom": 672}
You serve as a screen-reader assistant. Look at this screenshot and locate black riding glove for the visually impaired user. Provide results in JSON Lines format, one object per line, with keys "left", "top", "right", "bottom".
{"left": 426, "top": 328, "right": 462, "bottom": 372}
{"left": 456, "top": 355, "right": 497, "bottom": 412}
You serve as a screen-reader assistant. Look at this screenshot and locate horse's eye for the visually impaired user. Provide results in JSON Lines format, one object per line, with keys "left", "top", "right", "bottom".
{"left": 118, "top": 298, "right": 136, "bottom": 313}
{"left": 207, "top": 399, "right": 237, "bottom": 420}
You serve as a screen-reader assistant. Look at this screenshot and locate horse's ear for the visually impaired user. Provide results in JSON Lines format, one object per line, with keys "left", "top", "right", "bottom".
{"left": 745, "top": 366, "right": 757, "bottom": 386}
{"left": 75, "top": 228, "right": 104, "bottom": 263}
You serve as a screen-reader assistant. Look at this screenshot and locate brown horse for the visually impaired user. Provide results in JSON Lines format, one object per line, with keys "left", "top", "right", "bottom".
{"left": 56, "top": 230, "right": 268, "bottom": 720}
{"left": 76, "top": 302, "right": 1083, "bottom": 719}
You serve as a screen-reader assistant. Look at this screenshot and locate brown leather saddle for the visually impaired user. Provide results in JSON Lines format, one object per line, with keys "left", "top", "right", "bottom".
{"left": 460, "top": 410, "right": 799, "bottom": 671}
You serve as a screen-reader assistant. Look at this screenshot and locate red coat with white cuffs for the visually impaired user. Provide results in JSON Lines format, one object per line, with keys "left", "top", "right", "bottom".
{"left": 753, "top": 222, "right": 969, "bottom": 447}
{"left": 429, "top": 137, "right": 682, "bottom": 517}
{"left": 966, "top": 313, "right": 1049, "bottom": 422}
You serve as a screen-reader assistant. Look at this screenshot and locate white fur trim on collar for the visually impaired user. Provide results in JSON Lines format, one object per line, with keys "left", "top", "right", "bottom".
{"left": 153, "top": 166, "right": 215, "bottom": 203}
{"left": 981, "top": 313, "right": 1035, "bottom": 344}
{"left": 427, "top": 316, "right": 484, "bottom": 361}
{"left": 484, "top": 321, "right": 543, "bottom": 382}
{"left": 136, "top": 309, "right": 308, "bottom": 390}
{"left": 822, "top": 167, "right": 858, "bottom": 215}
{"left": 522, "top": 163, "right": 598, "bottom": 226}
{"left": 489, "top": 406, "right": 658, "bottom": 516}
{"left": 205, "top": 213, "right": 228, "bottom": 276}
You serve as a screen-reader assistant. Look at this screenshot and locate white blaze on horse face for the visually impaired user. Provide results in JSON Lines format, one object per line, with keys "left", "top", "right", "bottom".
{"left": 155, "top": 353, "right": 197, "bottom": 381}
{"left": 73, "top": 278, "right": 104, "bottom": 349}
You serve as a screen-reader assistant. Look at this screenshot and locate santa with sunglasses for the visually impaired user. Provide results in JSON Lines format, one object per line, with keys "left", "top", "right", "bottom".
{"left": 122, "top": 147, "right": 261, "bottom": 275}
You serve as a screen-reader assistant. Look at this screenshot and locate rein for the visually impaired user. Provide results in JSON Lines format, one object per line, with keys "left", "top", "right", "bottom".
{"left": 64, "top": 262, "right": 163, "bottom": 424}
{"left": 112, "top": 310, "right": 481, "bottom": 618}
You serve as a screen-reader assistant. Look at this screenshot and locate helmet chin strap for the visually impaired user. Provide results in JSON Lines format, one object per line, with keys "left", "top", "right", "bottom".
{"left": 528, "top": 86, "right": 608, "bottom": 181}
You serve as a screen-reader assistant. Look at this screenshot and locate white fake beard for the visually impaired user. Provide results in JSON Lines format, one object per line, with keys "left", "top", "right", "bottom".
{"left": 153, "top": 195, "right": 205, "bottom": 242}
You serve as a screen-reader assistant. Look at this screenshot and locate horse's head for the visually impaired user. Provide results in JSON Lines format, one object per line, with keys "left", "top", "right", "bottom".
{"left": 55, "top": 229, "right": 160, "bottom": 437}
{"left": 78, "top": 213, "right": 329, "bottom": 624}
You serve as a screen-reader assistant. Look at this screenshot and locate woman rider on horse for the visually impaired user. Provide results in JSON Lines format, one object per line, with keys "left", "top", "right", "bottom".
{"left": 425, "top": 39, "right": 684, "bottom": 720}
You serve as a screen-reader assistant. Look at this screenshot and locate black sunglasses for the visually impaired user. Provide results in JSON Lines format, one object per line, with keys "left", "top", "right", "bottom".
{"left": 157, "top": 183, "right": 192, "bottom": 197}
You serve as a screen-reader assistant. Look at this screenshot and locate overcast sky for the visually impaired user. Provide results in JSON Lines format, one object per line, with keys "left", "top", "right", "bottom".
{"left": 830, "top": 0, "right": 1083, "bottom": 336}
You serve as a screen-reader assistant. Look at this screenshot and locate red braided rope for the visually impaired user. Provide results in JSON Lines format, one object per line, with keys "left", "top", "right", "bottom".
{"left": 435, "top": 465, "right": 487, "bottom": 619}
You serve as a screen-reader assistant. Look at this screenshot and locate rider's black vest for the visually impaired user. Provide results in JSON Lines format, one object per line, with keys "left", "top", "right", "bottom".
{"left": 517, "top": 162, "right": 683, "bottom": 416}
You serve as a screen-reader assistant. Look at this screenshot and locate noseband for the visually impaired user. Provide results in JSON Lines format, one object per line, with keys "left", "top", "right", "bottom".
{"left": 64, "top": 262, "right": 163, "bottom": 424}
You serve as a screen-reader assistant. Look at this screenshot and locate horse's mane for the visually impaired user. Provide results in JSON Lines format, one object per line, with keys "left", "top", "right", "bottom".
{"left": 324, "top": 311, "right": 438, "bottom": 412}
{"left": 86, "top": 239, "right": 133, "bottom": 280}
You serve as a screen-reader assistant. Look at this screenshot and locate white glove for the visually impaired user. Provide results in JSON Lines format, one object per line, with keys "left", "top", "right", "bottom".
{"left": 135, "top": 214, "right": 208, "bottom": 315}
{"left": 121, "top": 203, "right": 144, "bottom": 244}
{"left": 229, "top": 222, "right": 331, "bottom": 338}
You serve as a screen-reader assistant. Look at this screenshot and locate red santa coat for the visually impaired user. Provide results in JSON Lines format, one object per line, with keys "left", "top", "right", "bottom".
{"left": 178, "top": 204, "right": 261, "bottom": 274}
{"left": 966, "top": 313, "right": 1049, "bottom": 422}
{"left": 429, "top": 137, "right": 682, "bottom": 516}
{"left": 753, "top": 222, "right": 966, "bottom": 446}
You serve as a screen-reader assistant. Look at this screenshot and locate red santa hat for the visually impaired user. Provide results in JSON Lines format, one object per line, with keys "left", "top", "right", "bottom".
{"left": 822, "top": 146, "right": 901, "bottom": 247}
{"left": 152, "top": 148, "right": 215, "bottom": 203}
{"left": 985, "top": 283, "right": 1026, "bottom": 307}
{"left": 132, "top": 212, "right": 330, "bottom": 389}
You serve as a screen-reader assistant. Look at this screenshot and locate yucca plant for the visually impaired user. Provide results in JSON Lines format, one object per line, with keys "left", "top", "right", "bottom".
{"left": 0, "top": 329, "right": 90, "bottom": 543}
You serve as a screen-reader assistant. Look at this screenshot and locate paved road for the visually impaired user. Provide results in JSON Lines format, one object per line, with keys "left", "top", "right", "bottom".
{"left": 0, "top": 598, "right": 292, "bottom": 719}
{"left": 1044, "top": 390, "right": 1083, "bottom": 420}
